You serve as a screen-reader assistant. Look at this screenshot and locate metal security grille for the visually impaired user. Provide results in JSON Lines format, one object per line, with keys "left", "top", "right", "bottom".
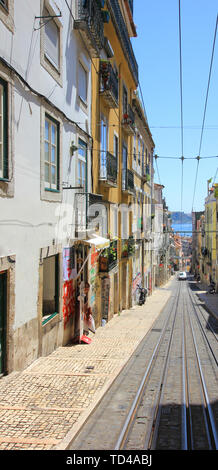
{"left": 74, "top": 192, "right": 104, "bottom": 236}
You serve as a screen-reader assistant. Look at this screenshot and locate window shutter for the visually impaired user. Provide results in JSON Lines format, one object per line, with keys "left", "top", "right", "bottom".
{"left": 0, "top": 79, "right": 8, "bottom": 180}
{"left": 78, "top": 62, "right": 87, "bottom": 103}
{"left": 44, "top": 10, "right": 60, "bottom": 69}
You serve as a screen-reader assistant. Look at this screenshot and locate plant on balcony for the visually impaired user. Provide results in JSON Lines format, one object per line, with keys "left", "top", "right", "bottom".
{"left": 97, "top": 0, "right": 105, "bottom": 7}
{"left": 99, "top": 240, "right": 117, "bottom": 271}
{"left": 122, "top": 114, "right": 135, "bottom": 129}
{"left": 121, "top": 240, "right": 128, "bottom": 257}
{"left": 101, "top": 10, "right": 110, "bottom": 23}
{"left": 128, "top": 236, "right": 135, "bottom": 256}
{"left": 122, "top": 113, "right": 130, "bottom": 123}
{"left": 100, "top": 61, "right": 110, "bottom": 88}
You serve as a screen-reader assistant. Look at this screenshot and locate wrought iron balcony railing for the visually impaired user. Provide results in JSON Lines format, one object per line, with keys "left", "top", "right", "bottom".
{"left": 100, "top": 151, "right": 118, "bottom": 186}
{"left": 128, "top": 0, "right": 134, "bottom": 15}
{"left": 122, "top": 168, "right": 135, "bottom": 194}
{"left": 100, "top": 60, "right": 119, "bottom": 108}
{"left": 107, "top": 0, "right": 138, "bottom": 84}
{"left": 99, "top": 239, "right": 118, "bottom": 272}
{"left": 74, "top": 192, "right": 103, "bottom": 235}
{"left": 122, "top": 104, "right": 135, "bottom": 135}
{"left": 142, "top": 163, "right": 151, "bottom": 182}
{"left": 74, "top": 0, "right": 104, "bottom": 57}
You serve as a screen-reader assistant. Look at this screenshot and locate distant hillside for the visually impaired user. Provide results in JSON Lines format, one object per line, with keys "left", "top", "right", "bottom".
{"left": 170, "top": 212, "right": 192, "bottom": 224}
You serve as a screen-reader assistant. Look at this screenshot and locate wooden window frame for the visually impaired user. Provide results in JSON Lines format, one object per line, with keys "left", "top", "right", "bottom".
{"left": 0, "top": 77, "right": 8, "bottom": 181}
{"left": 44, "top": 113, "right": 60, "bottom": 192}
{"left": 42, "top": 254, "right": 59, "bottom": 325}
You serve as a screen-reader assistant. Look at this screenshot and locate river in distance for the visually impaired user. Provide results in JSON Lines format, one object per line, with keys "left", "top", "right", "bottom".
{"left": 171, "top": 223, "right": 192, "bottom": 237}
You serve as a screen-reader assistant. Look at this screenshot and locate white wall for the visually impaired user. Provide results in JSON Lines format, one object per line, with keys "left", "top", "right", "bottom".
{"left": 0, "top": 0, "right": 92, "bottom": 331}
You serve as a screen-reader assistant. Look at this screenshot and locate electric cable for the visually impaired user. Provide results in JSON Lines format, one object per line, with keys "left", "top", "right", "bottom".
{"left": 198, "top": 14, "right": 218, "bottom": 157}
{"left": 191, "top": 14, "right": 218, "bottom": 211}
{"left": 178, "top": 0, "right": 184, "bottom": 227}
{"left": 178, "top": 0, "right": 184, "bottom": 160}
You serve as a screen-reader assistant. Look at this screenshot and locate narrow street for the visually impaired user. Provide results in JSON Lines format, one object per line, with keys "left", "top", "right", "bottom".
{"left": 70, "top": 276, "right": 218, "bottom": 451}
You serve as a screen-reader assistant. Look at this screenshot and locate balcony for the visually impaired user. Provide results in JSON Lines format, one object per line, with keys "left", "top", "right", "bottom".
{"left": 122, "top": 104, "right": 135, "bottom": 135}
{"left": 100, "top": 61, "right": 119, "bottom": 108}
{"left": 100, "top": 151, "right": 118, "bottom": 186}
{"left": 122, "top": 168, "right": 135, "bottom": 194}
{"left": 99, "top": 240, "right": 118, "bottom": 271}
{"left": 142, "top": 164, "right": 151, "bottom": 183}
{"left": 128, "top": 0, "right": 134, "bottom": 15}
{"left": 74, "top": 192, "right": 103, "bottom": 236}
{"left": 107, "top": 0, "right": 138, "bottom": 84}
{"left": 121, "top": 236, "right": 135, "bottom": 258}
{"left": 74, "top": 0, "right": 104, "bottom": 57}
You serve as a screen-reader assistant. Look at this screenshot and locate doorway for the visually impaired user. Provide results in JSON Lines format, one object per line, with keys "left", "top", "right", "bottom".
{"left": 74, "top": 244, "right": 89, "bottom": 341}
{"left": 0, "top": 272, "right": 7, "bottom": 375}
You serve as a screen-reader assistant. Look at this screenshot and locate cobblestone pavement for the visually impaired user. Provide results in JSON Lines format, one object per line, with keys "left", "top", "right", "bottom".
{"left": 193, "top": 281, "right": 218, "bottom": 320}
{"left": 1, "top": 276, "right": 216, "bottom": 451}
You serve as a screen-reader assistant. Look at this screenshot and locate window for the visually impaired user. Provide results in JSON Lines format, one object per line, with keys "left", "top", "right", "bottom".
{"left": 122, "top": 143, "right": 128, "bottom": 190}
{"left": 44, "top": 114, "right": 59, "bottom": 191}
{"left": 42, "top": 254, "right": 59, "bottom": 324}
{"left": 113, "top": 134, "right": 118, "bottom": 161}
{"left": 123, "top": 85, "right": 128, "bottom": 115}
{"left": 113, "top": 206, "right": 118, "bottom": 237}
{"left": 142, "top": 142, "right": 145, "bottom": 175}
{"left": 44, "top": 7, "right": 60, "bottom": 70}
{"left": 138, "top": 137, "right": 140, "bottom": 165}
{"left": 78, "top": 138, "right": 87, "bottom": 190}
{"left": 133, "top": 134, "right": 136, "bottom": 161}
{"left": 0, "top": 78, "right": 8, "bottom": 180}
{"left": 0, "top": 0, "right": 8, "bottom": 10}
{"left": 78, "top": 62, "right": 88, "bottom": 104}
{"left": 100, "top": 116, "right": 108, "bottom": 179}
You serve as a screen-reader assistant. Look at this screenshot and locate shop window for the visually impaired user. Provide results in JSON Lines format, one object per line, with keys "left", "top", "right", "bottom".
{"left": 42, "top": 254, "right": 59, "bottom": 323}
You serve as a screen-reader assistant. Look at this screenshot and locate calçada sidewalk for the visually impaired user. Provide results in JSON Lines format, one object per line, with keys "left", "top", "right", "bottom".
{"left": 1, "top": 276, "right": 217, "bottom": 451}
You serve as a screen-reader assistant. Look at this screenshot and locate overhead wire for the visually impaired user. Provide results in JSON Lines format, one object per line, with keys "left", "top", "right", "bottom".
{"left": 198, "top": 14, "right": 218, "bottom": 157}
{"left": 178, "top": 0, "right": 184, "bottom": 228}
{"left": 191, "top": 14, "right": 218, "bottom": 212}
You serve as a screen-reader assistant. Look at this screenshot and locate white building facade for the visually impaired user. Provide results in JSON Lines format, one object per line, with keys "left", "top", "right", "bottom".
{"left": 0, "top": 0, "right": 97, "bottom": 373}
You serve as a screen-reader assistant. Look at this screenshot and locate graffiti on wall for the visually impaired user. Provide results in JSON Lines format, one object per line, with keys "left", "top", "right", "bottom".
{"left": 62, "top": 247, "right": 76, "bottom": 328}
{"left": 132, "top": 272, "right": 142, "bottom": 294}
{"left": 101, "top": 276, "right": 110, "bottom": 320}
{"left": 63, "top": 280, "right": 75, "bottom": 329}
{"left": 89, "top": 246, "right": 99, "bottom": 318}
{"left": 63, "top": 246, "right": 76, "bottom": 281}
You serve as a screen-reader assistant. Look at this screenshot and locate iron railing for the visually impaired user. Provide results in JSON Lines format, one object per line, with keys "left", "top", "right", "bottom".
{"left": 122, "top": 168, "right": 135, "bottom": 193}
{"left": 74, "top": 0, "right": 104, "bottom": 56}
{"left": 100, "top": 151, "right": 118, "bottom": 185}
{"left": 107, "top": 0, "right": 138, "bottom": 84}
{"left": 122, "top": 104, "right": 135, "bottom": 133}
{"left": 74, "top": 192, "right": 103, "bottom": 235}
{"left": 100, "top": 60, "right": 119, "bottom": 106}
{"left": 99, "top": 240, "right": 118, "bottom": 271}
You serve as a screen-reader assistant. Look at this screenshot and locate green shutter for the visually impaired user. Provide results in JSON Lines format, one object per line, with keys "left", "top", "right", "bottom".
{"left": 0, "top": 77, "right": 8, "bottom": 180}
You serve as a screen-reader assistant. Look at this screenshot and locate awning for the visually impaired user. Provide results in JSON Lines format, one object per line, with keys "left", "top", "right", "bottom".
{"left": 82, "top": 235, "right": 110, "bottom": 251}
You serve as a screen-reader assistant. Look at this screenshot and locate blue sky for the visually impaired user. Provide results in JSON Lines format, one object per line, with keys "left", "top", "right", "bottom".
{"left": 133, "top": 0, "right": 218, "bottom": 213}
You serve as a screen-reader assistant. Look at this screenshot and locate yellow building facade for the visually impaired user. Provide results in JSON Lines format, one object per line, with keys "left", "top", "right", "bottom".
{"left": 90, "top": 0, "right": 155, "bottom": 325}
{"left": 204, "top": 183, "right": 218, "bottom": 288}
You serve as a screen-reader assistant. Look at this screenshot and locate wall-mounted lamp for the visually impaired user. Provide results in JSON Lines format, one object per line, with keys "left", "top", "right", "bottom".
{"left": 70, "top": 141, "right": 78, "bottom": 156}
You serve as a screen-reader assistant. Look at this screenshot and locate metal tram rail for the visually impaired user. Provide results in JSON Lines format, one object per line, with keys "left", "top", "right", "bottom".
{"left": 185, "top": 283, "right": 218, "bottom": 449}
{"left": 114, "top": 281, "right": 218, "bottom": 450}
{"left": 114, "top": 281, "right": 182, "bottom": 450}
{"left": 70, "top": 278, "right": 217, "bottom": 451}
